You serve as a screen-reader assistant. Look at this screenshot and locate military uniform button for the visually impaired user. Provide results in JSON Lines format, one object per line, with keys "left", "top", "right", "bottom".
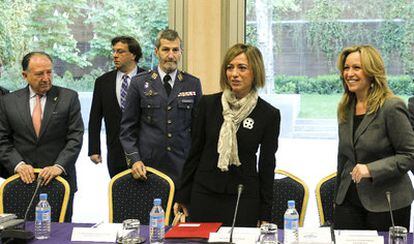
{"left": 147, "top": 104, "right": 151, "bottom": 108}
{"left": 166, "top": 146, "right": 171, "bottom": 151}
{"left": 186, "top": 105, "right": 190, "bottom": 109}
{"left": 167, "top": 119, "right": 172, "bottom": 124}
{"left": 167, "top": 133, "right": 172, "bottom": 138}
{"left": 167, "top": 106, "right": 172, "bottom": 110}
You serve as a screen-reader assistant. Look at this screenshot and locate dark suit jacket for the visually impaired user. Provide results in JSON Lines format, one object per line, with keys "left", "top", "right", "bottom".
{"left": 407, "top": 96, "right": 414, "bottom": 130}
{"left": 88, "top": 68, "right": 144, "bottom": 177}
{"left": 336, "top": 97, "right": 414, "bottom": 212}
{"left": 176, "top": 93, "right": 280, "bottom": 221}
{"left": 120, "top": 69, "right": 202, "bottom": 183}
{"left": 0, "top": 86, "right": 84, "bottom": 190}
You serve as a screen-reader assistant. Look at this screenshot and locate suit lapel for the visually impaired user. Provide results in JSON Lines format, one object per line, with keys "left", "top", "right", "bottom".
{"left": 109, "top": 70, "right": 121, "bottom": 113}
{"left": 168, "top": 71, "right": 184, "bottom": 104}
{"left": 353, "top": 111, "right": 376, "bottom": 144}
{"left": 16, "top": 87, "right": 35, "bottom": 136}
{"left": 39, "top": 86, "right": 59, "bottom": 138}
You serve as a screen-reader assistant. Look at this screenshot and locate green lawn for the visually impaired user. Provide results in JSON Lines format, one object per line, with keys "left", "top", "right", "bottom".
{"left": 299, "top": 94, "right": 411, "bottom": 119}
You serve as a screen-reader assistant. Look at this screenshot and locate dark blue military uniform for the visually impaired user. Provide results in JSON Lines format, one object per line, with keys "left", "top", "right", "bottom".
{"left": 120, "top": 69, "right": 202, "bottom": 183}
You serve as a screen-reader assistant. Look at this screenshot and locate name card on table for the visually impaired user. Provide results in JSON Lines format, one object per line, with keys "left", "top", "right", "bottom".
{"left": 208, "top": 227, "right": 260, "bottom": 244}
{"left": 71, "top": 223, "right": 122, "bottom": 242}
{"left": 336, "top": 235, "right": 384, "bottom": 244}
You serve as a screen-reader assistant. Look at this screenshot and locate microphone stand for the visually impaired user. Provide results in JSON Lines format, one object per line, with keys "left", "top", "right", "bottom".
{"left": 211, "top": 184, "right": 243, "bottom": 244}
{"left": 0, "top": 177, "right": 43, "bottom": 242}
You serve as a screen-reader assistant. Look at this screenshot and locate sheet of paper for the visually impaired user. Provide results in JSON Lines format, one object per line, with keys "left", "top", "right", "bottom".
{"left": 336, "top": 235, "right": 384, "bottom": 244}
{"left": 71, "top": 223, "right": 122, "bottom": 242}
{"left": 209, "top": 227, "right": 260, "bottom": 243}
{"left": 298, "top": 227, "right": 332, "bottom": 244}
{"left": 337, "top": 230, "right": 379, "bottom": 236}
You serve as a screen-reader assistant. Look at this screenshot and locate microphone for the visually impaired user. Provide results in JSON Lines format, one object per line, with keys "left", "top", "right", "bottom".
{"left": 385, "top": 191, "right": 395, "bottom": 228}
{"left": 229, "top": 184, "right": 243, "bottom": 243}
{"left": 210, "top": 184, "right": 243, "bottom": 244}
{"left": 0, "top": 176, "right": 43, "bottom": 241}
{"left": 325, "top": 220, "right": 336, "bottom": 244}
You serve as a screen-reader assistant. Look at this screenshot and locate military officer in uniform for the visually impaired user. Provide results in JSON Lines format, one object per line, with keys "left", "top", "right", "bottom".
{"left": 120, "top": 29, "right": 202, "bottom": 184}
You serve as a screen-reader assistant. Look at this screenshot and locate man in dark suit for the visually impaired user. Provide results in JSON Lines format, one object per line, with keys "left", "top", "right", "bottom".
{"left": 120, "top": 29, "right": 202, "bottom": 184}
{"left": 0, "top": 52, "right": 83, "bottom": 221}
{"left": 88, "top": 36, "right": 145, "bottom": 178}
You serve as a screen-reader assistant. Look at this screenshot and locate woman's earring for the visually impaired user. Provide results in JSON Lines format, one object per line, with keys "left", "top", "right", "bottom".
{"left": 370, "top": 83, "right": 374, "bottom": 88}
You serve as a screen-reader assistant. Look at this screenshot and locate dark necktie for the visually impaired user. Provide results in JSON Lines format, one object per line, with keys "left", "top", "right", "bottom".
{"left": 163, "top": 74, "right": 172, "bottom": 96}
{"left": 120, "top": 74, "right": 129, "bottom": 111}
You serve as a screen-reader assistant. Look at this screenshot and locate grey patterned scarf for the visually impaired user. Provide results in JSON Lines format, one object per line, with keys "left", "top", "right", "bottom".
{"left": 217, "top": 88, "right": 258, "bottom": 171}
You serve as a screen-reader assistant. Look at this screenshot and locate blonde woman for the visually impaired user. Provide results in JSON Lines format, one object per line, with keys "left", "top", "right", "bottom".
{"left": 334, "top": 45, "right": 414, "bottom": 231}
{"left": 174, "top": 44, "right": 280, "bottom": 226}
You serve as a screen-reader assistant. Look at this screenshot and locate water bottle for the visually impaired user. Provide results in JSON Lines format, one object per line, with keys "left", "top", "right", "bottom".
{"left": 284, "top": 200, "right": 299, "bottom": 244}
{"left": 149, "top": 198, "right": 165, "bottom": 243}
{"left": 35, "top": 193, "right": 51, "bottom": 239}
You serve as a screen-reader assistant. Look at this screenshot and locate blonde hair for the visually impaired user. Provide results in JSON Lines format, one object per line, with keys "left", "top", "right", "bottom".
{"left": 220, "top": 43, "right": 265, "bottom": 91}
{"left": 337, "top": 45, "right": 394, "bottom": 123}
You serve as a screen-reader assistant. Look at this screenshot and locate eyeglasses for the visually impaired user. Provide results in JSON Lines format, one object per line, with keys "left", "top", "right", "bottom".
{"left": 111, "top": 49, "right": 129, "bottom": 55}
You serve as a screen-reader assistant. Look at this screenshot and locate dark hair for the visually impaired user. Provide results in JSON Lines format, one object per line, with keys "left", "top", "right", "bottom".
{"left": 155, "top": 29, "right": 182, "bottom": 49}
{"left": 111, "top": 36, "right": 143, "bottom": 62}
{"left": 22, "top": 52, "right": 53, "bottom": 71}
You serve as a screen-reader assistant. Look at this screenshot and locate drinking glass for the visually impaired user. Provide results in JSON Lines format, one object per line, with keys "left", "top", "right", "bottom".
{"left": 388, "top": 226, "right": 407, "bottom": 244}
{"left": 116, "top": 219, "right": 144, "bottom": 244}
{"left": 259, "top": 223, "right": 278, "bottom": 244}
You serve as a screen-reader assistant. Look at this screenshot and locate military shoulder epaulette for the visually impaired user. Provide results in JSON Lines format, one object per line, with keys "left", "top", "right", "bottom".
{"left": 180, "top": 71, "right": 199, "bottom": 80}
{"left": 135, "top": 70, "right": 152, "bottom": 77}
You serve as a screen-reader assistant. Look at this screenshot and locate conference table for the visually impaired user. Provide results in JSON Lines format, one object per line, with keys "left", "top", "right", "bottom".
{"left": 23, "top": 222, "right": 413, "bottom": 243}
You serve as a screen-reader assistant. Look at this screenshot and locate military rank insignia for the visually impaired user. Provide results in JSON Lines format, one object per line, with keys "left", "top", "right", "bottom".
{"left": 178, "top": 91, "right": 196, "bottom": 97}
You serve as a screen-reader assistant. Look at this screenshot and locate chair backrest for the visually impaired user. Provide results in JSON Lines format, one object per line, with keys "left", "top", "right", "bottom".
{"left": 271, "top": 169, "right": 309, "bottom": 228}
{"left": 108, "top": 167, "right": 174, "bottom": 225}
{"left": 315, "top": 172, "right": 336, "bottom": 226}
{"left": 0, "top": 169, "right": 70, "bottom": 222}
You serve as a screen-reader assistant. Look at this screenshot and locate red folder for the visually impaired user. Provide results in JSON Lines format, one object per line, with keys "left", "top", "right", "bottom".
{"left": 165, "top": 222, "right": 222, "bottom": 239}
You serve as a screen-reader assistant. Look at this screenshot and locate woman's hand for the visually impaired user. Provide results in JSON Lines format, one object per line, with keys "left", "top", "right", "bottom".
{"left": 257, "top": 220, "right": 268, "bottom": 227}
{"left": 173, "top": 202, "right": 189, "bottom": 217}
{"left": 350, "top": 164, "right": 371, "bottom": 183}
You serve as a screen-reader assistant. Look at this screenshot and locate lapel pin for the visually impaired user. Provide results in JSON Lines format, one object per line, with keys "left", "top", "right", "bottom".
{"left": 243, "top": 118, "right": 254, "bottom": 130}
{"left": 151, "top": 72, "right": 158, "bottom": 80}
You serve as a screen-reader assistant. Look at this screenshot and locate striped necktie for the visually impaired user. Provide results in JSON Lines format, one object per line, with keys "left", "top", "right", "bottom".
{"left": 120, "top": 74, "right": 129, "bottom": 111}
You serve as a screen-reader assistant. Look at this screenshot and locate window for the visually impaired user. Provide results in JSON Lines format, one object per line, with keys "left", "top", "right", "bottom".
{"left": 246, "top": 0, "right": 414, "bottom": 227}
{"left": 0, "top": 0, "right": 169, "bottom": 91}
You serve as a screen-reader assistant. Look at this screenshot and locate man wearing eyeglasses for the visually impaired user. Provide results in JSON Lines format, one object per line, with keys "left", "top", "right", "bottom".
{"left": 88, "top": 36, "right": 145, "bottom": 178}
{"left": 120, "top": 29, "right": 202, "bottom": 184}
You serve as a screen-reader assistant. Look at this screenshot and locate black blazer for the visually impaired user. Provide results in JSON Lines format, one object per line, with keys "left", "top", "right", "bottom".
{"left": 88, "top": 68, "right": 144, "bottom": 177}
{"left": 176, "top": 92, "right": 280, "bottom": 221}
{"left": 0, "top": 86, "right": 84, "bottom": 190}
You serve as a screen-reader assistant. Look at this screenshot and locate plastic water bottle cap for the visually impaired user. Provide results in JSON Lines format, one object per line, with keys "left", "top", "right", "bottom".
{"left": 40, "top": 193, "right": 48, "bottom": 200}
{"left": 154, "top": 198, "right": 161, "bottom": 205}
{"left": 288, "top": 200, "right": 295, "bottom": 207}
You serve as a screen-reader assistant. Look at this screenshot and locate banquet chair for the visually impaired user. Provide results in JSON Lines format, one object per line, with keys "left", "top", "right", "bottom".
{"left": 0, "top": 168, "right": 70, "bottom": 222}
{"left": 315, "top": 172, "right": 336, "bottom": 226}
{"left": 271, "top": 169, "right": 309, "bottom": 228}
{"left": 109, "top": 167, "right": 174, "bottom": 225}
